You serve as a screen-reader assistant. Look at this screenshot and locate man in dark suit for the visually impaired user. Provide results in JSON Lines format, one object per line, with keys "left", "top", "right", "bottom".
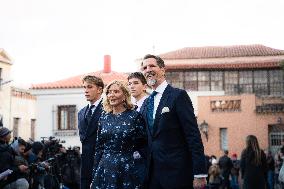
{"left": 140, "top": 54, "right": 207, "bottom": 189}
{"left": 78, "top": 75, "right": 104, "bottom": 189}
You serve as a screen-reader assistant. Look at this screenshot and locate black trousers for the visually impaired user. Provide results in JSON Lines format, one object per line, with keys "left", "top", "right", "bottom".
{"left": 148, "top": 163, "right": 193, "bottom": 189}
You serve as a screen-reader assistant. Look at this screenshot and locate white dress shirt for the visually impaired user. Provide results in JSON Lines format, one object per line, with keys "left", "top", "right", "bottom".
{"left": 152, "top": 80, "right": 168, "bottom": 119}
{"left": 132, "top": 95, "right": 149, "bottom": 112}
{"left": 88, "top": 97, "right": 102, "bottom": 114}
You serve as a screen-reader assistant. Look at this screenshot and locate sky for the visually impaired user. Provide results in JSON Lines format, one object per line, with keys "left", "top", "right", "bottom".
{"left": 1, "top": 0, "right": 284, "bottom": 87}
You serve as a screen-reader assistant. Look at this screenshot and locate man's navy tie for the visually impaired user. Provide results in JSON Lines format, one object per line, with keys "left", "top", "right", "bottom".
{"left": 86, "top": 105, "right": 95, "bottom": 123}
{"left": 147, "top": 91, "right": 158, "bottom": 134}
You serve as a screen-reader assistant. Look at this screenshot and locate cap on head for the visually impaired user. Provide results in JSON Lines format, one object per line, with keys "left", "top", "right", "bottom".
{"left": 0, "top": 127, "right": 11, "bottom": 138}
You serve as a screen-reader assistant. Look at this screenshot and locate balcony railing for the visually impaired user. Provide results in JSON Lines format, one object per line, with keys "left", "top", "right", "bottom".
{"left": 256, "top": 104, "right": 284, "bottom": 114}
{"left": 53, "top": 130, "right": 78, "bottom": 137}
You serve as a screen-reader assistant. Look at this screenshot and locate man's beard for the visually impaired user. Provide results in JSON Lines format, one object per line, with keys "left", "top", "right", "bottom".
{"left": 147, "top": 78, "right": 157, "bottom": 86}
{"left": 145, "top": 71, "right": 157, "bottom": 87}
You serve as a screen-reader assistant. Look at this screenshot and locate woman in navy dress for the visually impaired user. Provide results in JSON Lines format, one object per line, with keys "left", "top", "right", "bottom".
{"left": 91, "top": 80, "right": 147, "bottom": 189}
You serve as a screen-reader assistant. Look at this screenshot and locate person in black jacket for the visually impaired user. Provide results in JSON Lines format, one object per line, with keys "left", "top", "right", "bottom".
{"left": 127, "top": 72, "right": 149, "bottom": 185}
{"left": 0, "top": 127, "right": 29, "bottom": 189}
{"left": 218, "top": 150, "right": 233, "bottom": 189}
{"left": 240, "top": 135, "right": 267, "bottom": 189}
{"left": 78, "top": 75, "right": 104, "bottom": 189}
{"left": 140, "top": 54, "right": 207, "bottom": 189}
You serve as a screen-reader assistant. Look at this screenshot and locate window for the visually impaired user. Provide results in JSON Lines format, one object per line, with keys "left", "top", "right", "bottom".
{"left": 220, "top": 128, "right": 228, "bottom": 150}
{"left": 198, "top": 71, "right": 210, "bottom": 91}
{"left": 166, "top": 72, "right": 184, "bottom": 89}
{"left": 269, "top": 70, "right": 284, "bottom": 96}
{"left": 239, "top": 71, "right": 253, "bottom": 93}
{"left": 254, "top": 70, "right": 268, "bottom": 96}
{"left": 224, "top": 71, "right": 238, "bottom": 94}
{"left": 211, "top": 71, "right": 223, "bottom": 91}
{"left": 269, "top": 132, "right": 284, "bottom": 155}
{"left": 31, "top": 119, "right": 36, "bottom": 140}
{"left": 184, "top": 71, "right": 198, "bottom": 91}
{"left": 13, "top": 117, "right": 20, "bottom": 138}
{"left": 57, "top": 105, "right": 76, "bottom": 130}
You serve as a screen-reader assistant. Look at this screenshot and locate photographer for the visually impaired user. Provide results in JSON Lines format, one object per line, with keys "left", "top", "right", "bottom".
{"left": 27, "top": 141, "right": 46, "bottom": 189}
{"left": 60, "top": 146, "right": 81, "bottom": 189}
{"left": 28, "top": 141, "right": 44, "bottom": 164}
{"left": 41, "top": 138, "right": 81, "bottom": 189}
{"left": 10, "top": 138, "right": 30, "bottom": 184}
{"left": 0, "top": 127, "right": 29, "bottom": 189}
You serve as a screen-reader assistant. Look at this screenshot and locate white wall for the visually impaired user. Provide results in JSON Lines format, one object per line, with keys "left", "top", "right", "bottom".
{"left": 10, "top": 95, "right": 36, "bottom": 140}
{"left": 0, "top": 61, "right": 12, "bottom": 129}
{"left": 31, "top": 88, "right": 87, "bottom": 147}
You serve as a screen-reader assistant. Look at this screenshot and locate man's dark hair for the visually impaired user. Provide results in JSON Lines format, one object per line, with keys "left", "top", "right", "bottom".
{"left": 127, "top": 72, "right": 147, "bottom": 85}
{"left": 24, "top": 142, "right": 32, "bottom": 153}
{"left": 224, "top": 150, "right": 229, "bottom": 155}
{"left": 32, "top": 141, "right": 44, "bottom": 155}
{"left": 82, "top": 75, "right": 104, "bottom": 89}
{"left": 142, "top": 54, "right": 165, "bottom": 68}
{"left": 18, "top": 138, "right": 27, "bottom": 147}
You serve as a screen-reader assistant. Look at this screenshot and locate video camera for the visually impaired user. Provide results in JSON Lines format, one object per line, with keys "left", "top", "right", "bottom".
{"left": 40, "top": 136, "right": 65, "bottom": 159}
{"left": 28, "top": 157, "right": 55, "bottom": 174}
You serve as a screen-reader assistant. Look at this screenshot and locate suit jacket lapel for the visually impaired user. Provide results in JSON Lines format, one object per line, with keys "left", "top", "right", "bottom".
{"left": 85, "top": 101, "right": 102, "bottom": 137}
{"left": 88, "top": 101, "right": 102, "bottom": 125}
{"left": 80, "top": 106, "right": 88, "bottom": 128}
{"left": 153, "top": 85, "right": 171, "bottom": 137}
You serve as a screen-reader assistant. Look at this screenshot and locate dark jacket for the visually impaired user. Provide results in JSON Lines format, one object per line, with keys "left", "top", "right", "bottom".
{"left": 218, "top": 155, "right": 233, "bottom": 177}
{"left": 78, "top": 102, "right": 103, "bottom": 189}
{"left": 240, "top": 148, "right": 267, "bottom": 189}
{"left": 0, "top": 140, "right": 21, "bottom": 187}
{"left": 140, "top": 85, "right": 207, "bottom": 188}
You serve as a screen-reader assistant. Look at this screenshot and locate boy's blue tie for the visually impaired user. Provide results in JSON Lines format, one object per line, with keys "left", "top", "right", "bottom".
{"left": 86, "top": 105, "right": 95, "bottom": 123}
{"left": 147, "top": 91, "right": 158, "bottom": 134}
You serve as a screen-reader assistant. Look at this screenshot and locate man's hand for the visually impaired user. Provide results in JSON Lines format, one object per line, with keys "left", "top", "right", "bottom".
{"left": 193, "top": 177, "right": 207, "bottom": 188}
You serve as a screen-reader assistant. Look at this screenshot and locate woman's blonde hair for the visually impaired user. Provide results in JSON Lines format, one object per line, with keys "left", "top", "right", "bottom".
{"left": 103, "top": 80, "right": 134, "bottom": 113}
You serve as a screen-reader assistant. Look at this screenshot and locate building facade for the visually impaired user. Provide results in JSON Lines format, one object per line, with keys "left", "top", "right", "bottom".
{"left": 0, "top": 49, "right": 36, "bottom": 140}
{"left": 0, "top": 48, "right": 13, "bottom": 128}
{"left": 198, "top": 95, "right": 283, "bottom": 157}
{"left": 156, "top": 44, "right": 284, "bottom": 157}
{"left": 31, "top": 55, "right": 128, "bottom": 147}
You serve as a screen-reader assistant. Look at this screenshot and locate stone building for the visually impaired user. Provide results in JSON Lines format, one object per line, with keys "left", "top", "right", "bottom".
{"left": 0, "top": 48, "right": 36, "bottom": 140}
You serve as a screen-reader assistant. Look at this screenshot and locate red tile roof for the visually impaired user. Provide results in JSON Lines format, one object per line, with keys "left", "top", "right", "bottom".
{"left": 166, "top": 60, "right": 281, "bottom": 70}
{"left": 159, "top": 44, "right": 284, "bottom": 59}
{"left": 31, "top": 70, "right": 128, "bottom": 89}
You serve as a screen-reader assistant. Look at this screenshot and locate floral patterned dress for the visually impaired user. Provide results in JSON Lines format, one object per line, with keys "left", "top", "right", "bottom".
{"left": 91, "top": 110, "right": 147, "bottom": 189}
